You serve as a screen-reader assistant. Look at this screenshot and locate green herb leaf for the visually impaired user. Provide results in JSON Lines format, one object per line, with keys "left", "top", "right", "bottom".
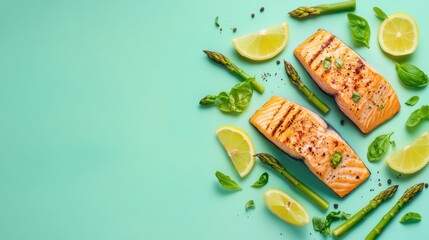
{"left": 406, "top": 105, "right": 429, "bottom": 127}
{"left": 347, "top": 13, "right": 371, "bottom": 48}
{"left": 405, "top": 96, "right": 419, "bottom": 106}
{"left": 215, "top": 171, "right": 242, "bottom": 190}
{"left": 330, "top": 151, "right": 343, "bottom": 168}
{"left": 351, "top": 91, "right": 361, "bottom": 103}
{"left": 390, "top": 141, "right": 396, "bottom": 148}
{"left": 378, "top": 104, "right": 384, "bottom": 109}
{"left": 323, "top": 57, "right": 332, "bottom": 70}
{"left": 395, "top": 63, "right": 429, "bottom": 88}
{"left": 251, "top": 172, "right": 269, "bottom": 188}
{"left": 335, "top": 58, "right": 344, "bottom": 68}
{"left": 215, "top": 16, "right": 220, "bottom": 27}
{"left": 373, "top": 7, "right": 388, "bottom": 20}
{"left": 207, "top": 80, "right": 253, "bottom": 113}
{"left": 367, "top": 132, "right": 394, "bottom": 162}
{"left": 313, "top": 211, "right": 350, "bottom": 236}
{"left": 245, "top": 200, "right": 255, "bottom": 210}
{"left": 400, "top": 212, "right": 421, "bottom": 223}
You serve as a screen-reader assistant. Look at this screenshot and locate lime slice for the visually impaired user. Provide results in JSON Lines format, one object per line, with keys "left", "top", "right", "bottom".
{"left": 264, "top": 189, "right": 310, "bottom": 226}
{"left": 216, "top": 125, "right": 255, "bottom": 178}
{"left": 232, "top": 22, "right": 289, "bottom": 61}
{"left": 386, "top": 132, "right": 429, "bottom": 174}
{"left": 378, "top": 13, "right": 419, "bottom": 56}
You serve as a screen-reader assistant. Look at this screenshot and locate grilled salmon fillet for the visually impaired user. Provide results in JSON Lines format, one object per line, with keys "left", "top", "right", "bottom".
{"left": 250, "top": 96, "right": 370, "bottom": 198}
{"left": 294, "top": 29, "right": 400, "bottom": 134}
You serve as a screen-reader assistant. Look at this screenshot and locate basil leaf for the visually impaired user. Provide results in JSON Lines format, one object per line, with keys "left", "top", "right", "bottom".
{"left": 312, "top": 216, "right": 326, "bottom": 234}
{"left": 330, "top": 152, "right": 343, "bottom": 168}
{"left": 395, "top": 63, "right": 429, "bottom": 88}
{"left": 212, "top": 80, "right": 253, "bottom": 113}
{"left": 367, "top": 132, "right": 394, "bottom": 161}
{"left": 251, "top": 172, "right": 269, "bottom": 188}
{"left": 323, "top": 57, "right": 332, "bottom": 70}
{"left": 347, "top": 13, "right": 371, "bottom": 48}
{"left": 215, "top": 171, "right": 242, "bottom": 190}
{"left": 400, "top": 212, "right": 421, "bottom": 223}
{"left": 313, "top": 211, "right": 350, "bottom": 236}
{"left": 373, "top": 7, "right": 388, "bottom": 20}
{"left": 405, "top": 96, "right": 419, "bottom": 106}
{"left": 245, "top": 200, "right": 255, "bottom": 210}
{"left": 406, "top": 105, "right": 429, "bottom": 127}
{"left": 229, "top": 80, "right": 253, "bottom": 109}
{"left": 351, "top": 91, "right": 361, "bottom": 103}
{"left": 335, "top": 58, "right": 344, "bottom": 68}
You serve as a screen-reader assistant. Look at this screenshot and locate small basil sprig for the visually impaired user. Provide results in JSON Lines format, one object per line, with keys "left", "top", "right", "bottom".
{"left": 400, "top": 212, "right": 421, "bottom": 223}
{"left": 251, "top": 172, "right": 269, "bottom": 188}
{"left": 395, "top": 63, "right": 429, "bottom": 88}
{"left": 245, "top": 200, "right": 255, "bottom": 210}
{"left": 215, "top": 171, "right": 242, "bottom": 190}
{"left": 347, "top": 13, "right": 371, "bottom": 48}
{"left": 406, "top": 105, "right": 429, "bottom": 127}
{"left": 367, "top": 132, "right": 394, "bottom": 161}
{"left": 405, "top": 96, "right": 419, "bottom": 106}
{"left": 200, "top": 80, "right": 253, "bottom": 113}
{"left": 373, "top": 7, "right": 388, "bottom": 20}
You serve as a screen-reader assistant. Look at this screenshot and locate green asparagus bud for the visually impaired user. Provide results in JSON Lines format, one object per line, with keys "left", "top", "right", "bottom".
{"left": 332, "top": 185, "right": 398, "bottom": 238}
{"left": 365, "top": 183, "right": 425, "bottom": 240}
{"left": 289, "top": 0, "right": 356, "bottom": 19}
{"left": 203, "top": 50, "right": 265, "bottom": 93}
{"left": 256, "top": 153, "right": 329, "bottom": 211}
{"left": 284, "top": 61, "right": 330, "bottom": 114}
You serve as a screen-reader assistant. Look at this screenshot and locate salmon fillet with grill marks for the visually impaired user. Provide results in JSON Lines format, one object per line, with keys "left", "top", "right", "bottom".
{"left": 250, "top": 96, "right": 370, "bottom": 198}
{"left": 294, "top": 29, "right": 400, "bottom": 134}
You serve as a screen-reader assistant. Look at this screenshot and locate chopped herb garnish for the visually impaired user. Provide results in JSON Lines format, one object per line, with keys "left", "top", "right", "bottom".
{"left": 405, "top": 96, "right": 419, "bottom": 106}
{"left": 378, "top": 104, "right": 384, "bottom": 109}
{"left": 335, "top": 58, "right": 344, "bottom": 68}
{"left": 323, "top": 57, "right": 332, "bottom": 70}
{"left": 251, "top": 172, "right": 269, "bottom": 188}
{"left": 214, "top": 16, "right": 220, "bottom": 27}
{"left": 245, "top": 200, "right": 255, "bottom": 210}
{"left": 400, "top": 212, "right": 421, "bottom": 223}
{"left": 330, "top": 151, "right": 343, "bottom": 168}
{"left": 351, "top": 91, "right": 361, "bottom": 103}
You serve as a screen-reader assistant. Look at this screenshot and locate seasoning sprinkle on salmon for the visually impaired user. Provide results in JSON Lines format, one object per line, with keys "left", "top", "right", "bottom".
{"left": 250, "top": 96, "right": 370, "bottom": 198}
{"left": 294, "top": 29, "right": 400, "bottom": 134}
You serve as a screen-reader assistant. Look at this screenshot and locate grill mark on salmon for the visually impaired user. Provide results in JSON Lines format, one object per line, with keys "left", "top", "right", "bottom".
{"left": 309, "top": 35, "right": 335, "bottom": 65}
{"left": 250, "top": 96, "right": 371, "bottom": 198}
{"left": 294, "top": 29, "right": 400, "bottom": 133}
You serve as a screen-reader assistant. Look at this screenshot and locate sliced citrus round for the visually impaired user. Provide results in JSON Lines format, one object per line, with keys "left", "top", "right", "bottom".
{"left": 378, "top": 13, "right": 419, "bottom": 56}
{"left": 264, "top": 189, "right": 309, "bottom": 226}
{"left": 386, "top": 131, "right": 429, "bottom": 174}
{"left": 216, "top": 125, "right": 255, "bottom": 178}
{"left": 232, "top": 22, "right": 289, "bottom": 61}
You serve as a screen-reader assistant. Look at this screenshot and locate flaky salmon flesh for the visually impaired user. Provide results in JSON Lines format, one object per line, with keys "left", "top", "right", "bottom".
{"left": 294, "top": 29, "right": 400, "bottom": 134}
{"left": 250, "top": 96, "right": 370, "bottom": 198}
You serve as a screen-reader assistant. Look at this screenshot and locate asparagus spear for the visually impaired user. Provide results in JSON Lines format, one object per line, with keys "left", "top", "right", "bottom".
{"left": 365, "top": 183, "right": 425, "bottom": 240}
{"left": 289, "top": 0, "right": 356, "bottom": 19}
{"left": 332, "top": 185, "right": 399, "bottom": 238}
{"left": 203, "top": 50, "right": 265, "bottom": 94}
{"left": 255, "top": 153, "right": 329, "bottom": 211}
{"left": 284, "top": 61, "right": 330, "bottom": 114}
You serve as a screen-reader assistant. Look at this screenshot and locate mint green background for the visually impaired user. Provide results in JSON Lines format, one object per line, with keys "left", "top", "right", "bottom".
{"left": 0, "top": 0, "right": 428, "bottom": 239}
